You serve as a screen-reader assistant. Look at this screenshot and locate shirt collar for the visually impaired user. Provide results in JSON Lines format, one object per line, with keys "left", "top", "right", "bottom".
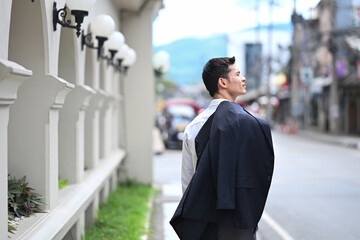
{"left": 208, "top": 99, "right": 229, "bottom": 109}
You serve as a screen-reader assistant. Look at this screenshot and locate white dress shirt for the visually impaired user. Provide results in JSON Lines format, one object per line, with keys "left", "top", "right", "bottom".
{"left": 181, "top": 99, "right": 229, "bottom": 193}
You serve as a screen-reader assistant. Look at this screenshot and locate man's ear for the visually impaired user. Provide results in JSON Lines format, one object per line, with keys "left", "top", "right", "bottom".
{"left": 218, "top": 77, "right": 228, "bottom": 89}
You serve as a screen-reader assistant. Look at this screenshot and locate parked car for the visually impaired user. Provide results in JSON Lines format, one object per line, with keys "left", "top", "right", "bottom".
{"left": 159, "top": 99, "right": 201, "bottom": 149}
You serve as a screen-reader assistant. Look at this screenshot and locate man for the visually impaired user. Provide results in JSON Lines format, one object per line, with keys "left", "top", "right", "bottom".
{"left": 171, "top": 57, "right": 274, "bottom": 240}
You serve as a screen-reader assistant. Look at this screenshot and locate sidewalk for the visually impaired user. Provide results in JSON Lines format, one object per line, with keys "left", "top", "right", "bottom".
{"left": 151, "top": 183, "right": 182, "bottom": 240}
{"left": 295, "top": 129, "right": 360, "bottom": 150}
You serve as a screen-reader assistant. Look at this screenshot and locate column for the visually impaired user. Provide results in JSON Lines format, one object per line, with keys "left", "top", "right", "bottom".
{"left": 59, "top": 85, "right": 95, "bottom": 184}
{"left": 121, "top": 1, "right": 162, "bottom": 183}
{"left": 0, "top": 59, "right": 31, "bottom": 240}
{"left": 8, "top": 74, "right": 74, "bottom": 211}
{"left": 99, "top": 91, "right": 111, "bottom": 159}
{"left": 85, "top": 92, "right": 102, "bottom": 170}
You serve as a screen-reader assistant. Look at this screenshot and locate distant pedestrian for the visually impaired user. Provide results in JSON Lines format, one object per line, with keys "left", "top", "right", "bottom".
{"left": 170, "top": 56, "right": 275, "bottom": 240}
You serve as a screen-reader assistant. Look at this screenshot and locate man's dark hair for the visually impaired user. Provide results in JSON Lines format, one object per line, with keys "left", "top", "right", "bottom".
{"left": 202, "top": 56, "right": 236, "bottom": 97}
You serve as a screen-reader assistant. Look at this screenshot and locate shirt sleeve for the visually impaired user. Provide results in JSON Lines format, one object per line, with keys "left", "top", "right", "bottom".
{"left": 181, "top": 131, "right": 195, "bottom": 194}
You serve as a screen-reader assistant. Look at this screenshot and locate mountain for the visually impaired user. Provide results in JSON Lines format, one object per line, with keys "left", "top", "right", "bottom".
{"left": 154, "top": 34, "right": 228, "bottom": 85}
{"left": 153, "top": 23, "right": 292, "bottom": 86}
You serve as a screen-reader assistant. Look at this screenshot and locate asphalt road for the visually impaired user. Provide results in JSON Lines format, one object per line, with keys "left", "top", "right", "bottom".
{"left": 258, "top": 131, "right": 360, "bottom": 240}
{"left": 152, "top": 131, "right": 360, "bottom": 240}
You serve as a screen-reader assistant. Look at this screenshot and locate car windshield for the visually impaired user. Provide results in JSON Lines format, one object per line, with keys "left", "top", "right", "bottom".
{"left": 167, "top": 105, "right": 195, "bottom": 120}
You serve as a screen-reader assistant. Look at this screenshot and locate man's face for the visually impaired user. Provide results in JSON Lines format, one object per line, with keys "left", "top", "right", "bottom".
{"left": 226, "top": 64, "right": 246, "bottom": 97}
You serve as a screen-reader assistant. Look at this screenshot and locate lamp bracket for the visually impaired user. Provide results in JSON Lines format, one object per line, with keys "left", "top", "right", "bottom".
{"left": 100, "top": 49, "right": 118, "bottom": 66}
{"left": 116, "top": 59, "right": 123, "bottom": 73}
{"left": 53, "top": 2, "right": 88, "bottom": 38}
{"left": 81, "top": 30, "right": 108, "bottom": 60}
{"left": 81, "top": 31, "right": 97, "bottom": 51}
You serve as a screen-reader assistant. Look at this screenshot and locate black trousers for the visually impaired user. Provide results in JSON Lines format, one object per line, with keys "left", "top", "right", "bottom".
{"left": 218, "top": 224, "right": 257, "bottom": 240}
{"left": 182, "top": 219, "right": 257, "bottom": 240}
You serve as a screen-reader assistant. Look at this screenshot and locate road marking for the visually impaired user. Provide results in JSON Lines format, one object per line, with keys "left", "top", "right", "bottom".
{"left": 262, "top": 211, "right": 295, "bottom": 240}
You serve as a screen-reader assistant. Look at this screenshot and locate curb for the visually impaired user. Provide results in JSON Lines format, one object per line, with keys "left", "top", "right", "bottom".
{"left": 141, "top": 189, "right": 158, "bottom": 240}
{"left": 296, "top": 131, "right": 360, "bottom": 151}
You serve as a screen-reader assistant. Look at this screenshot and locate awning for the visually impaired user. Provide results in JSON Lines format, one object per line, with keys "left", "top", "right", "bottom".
{"left": 340, "top": 72, "right": 360, "bottom": 87}
{"left": 345, "top": 35, "right": 360, "bottom": 52}
{"left": 310, "top": 77, "right": 332, "bottom": 94}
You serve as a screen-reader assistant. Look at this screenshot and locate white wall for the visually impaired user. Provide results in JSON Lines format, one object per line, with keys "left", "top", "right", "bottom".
{"left": 121, "top": 1, "right": 160, "bottom": 184}
{"left": 0, "top": 0, "right": 12, "bottom": 59}
{"left": 0, "top": 0, "right": 161, "bottom": 239}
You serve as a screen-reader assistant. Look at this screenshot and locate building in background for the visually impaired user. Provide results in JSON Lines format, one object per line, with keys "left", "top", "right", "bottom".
{"left": 289, "top": 0, "right": 360, "bottom": 135}
{"left": 244, "top": 43, "right": 263, "bottom": 91}
{"left": 0, "top": 0, "right": 163, "bottom": 239}
{"left": 228, "top": 24, "right": 292, "bottom": 119}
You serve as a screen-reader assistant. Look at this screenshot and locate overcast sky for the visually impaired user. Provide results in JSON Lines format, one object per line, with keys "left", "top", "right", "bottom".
{"left": 153, "top": 0, "right": 321, "bottom": 46}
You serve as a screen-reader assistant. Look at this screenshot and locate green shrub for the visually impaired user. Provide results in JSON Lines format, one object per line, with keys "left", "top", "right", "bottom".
{"left": 8, "top": 175, "right": 45, "bottom": 233}
{"left": 58, "top": 178, "right": 68, "bottom": 190}
{"left": 8, "top": 214, "right": 16, "bottom": 234}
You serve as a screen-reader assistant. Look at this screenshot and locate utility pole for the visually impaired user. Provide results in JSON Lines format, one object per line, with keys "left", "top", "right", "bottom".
{"left": 255, "top": 0, "right": 261, "bottom": 43}
{"left": 266, "top": 0, "right": 274, "bottom": 124}
{"left": 328, "top": 0, "right": 340, "bottom": 134}
{"left": 290, "top": 0, "right": 301, "bottom": 132}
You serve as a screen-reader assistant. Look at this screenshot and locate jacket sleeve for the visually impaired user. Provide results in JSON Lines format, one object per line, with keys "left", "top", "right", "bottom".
{"left": 209, "top": 108, "right": 239, "bottom": 210}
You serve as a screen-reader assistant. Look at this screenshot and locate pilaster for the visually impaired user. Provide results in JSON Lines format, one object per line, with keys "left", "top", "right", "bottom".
{"left": 0, "top": 58, "right": 32, "bottom": 240}
{"left": 59, "top": 84, "right": 96, "bottom": 184}
{"left": 9, "top": 73, "right": 74, "bottom": 214}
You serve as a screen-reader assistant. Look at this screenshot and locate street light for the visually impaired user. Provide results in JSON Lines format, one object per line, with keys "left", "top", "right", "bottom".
{"left": 122, "top": 48, "right": 136, "bottom": 74}
{"left": 53, "top": 0, "right": 96, "bottom": 37}
{"left": 81, "top": 14, "right": 115, "bottom": 60}
{"left": 102, "top": 31, "right": 125, "bottom": 65}
{"left": 114, "top": 44, "right": 129, "bottom": 72}
{"left": 153, "top": 51, "right": 170, "bottom": 77}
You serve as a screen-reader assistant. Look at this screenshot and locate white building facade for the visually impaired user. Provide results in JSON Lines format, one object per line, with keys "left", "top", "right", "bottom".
{"left": 0, "top": 0, "right": 162, "bottom": 239}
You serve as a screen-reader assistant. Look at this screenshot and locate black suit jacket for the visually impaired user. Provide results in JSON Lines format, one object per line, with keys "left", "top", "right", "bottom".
{"left": 170, "top": 101, "right": 275, "bottom": 239}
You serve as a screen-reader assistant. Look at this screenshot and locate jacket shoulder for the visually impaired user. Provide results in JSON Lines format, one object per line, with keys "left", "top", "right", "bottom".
{"left": 215, "top": 101, "right": 243, "bottom": 118}
{"left": 211, "top": 101, "right": 245, "bottom": 134}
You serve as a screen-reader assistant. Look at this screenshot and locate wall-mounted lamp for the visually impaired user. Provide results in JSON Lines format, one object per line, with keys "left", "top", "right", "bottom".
{"left": 113, "top": 44, "right": 129, "bottom": 72}
{"left": 153, "top": 51, "right": 170, "bottom": 77}
{"left": 53, "top": 0, "right": 95, "bottom": 37}
{"left": 101, "top": 31, "right": 125, "bottom": 65}
{"left": 81, "top": 14, "right": 115, "bottom": 60}
{"left": 122, "top": 48, "right": 137, "bottom": 74}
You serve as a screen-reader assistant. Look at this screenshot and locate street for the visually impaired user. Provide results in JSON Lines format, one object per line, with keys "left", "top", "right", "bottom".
{"left": 152, "top": 131, "right": 360, "bottom": 240}
{"left": 258, "top": 131, "right": 360, "bottom": 240}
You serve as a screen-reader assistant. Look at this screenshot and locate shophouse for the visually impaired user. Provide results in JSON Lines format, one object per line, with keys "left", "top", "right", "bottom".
{"left": 290, "top": 0, "right": 360, "bottom": 135}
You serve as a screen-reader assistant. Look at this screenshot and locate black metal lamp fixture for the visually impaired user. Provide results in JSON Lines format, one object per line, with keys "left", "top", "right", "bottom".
{"left": 52, "top": 0, "right": 95, "bottom": 38}
{"left": 100, "top": 49, "right": 118, "bottom": 66}
{"left": 121, "top": 48, "right": 137, "bottom": 75}
{"left": 110, "top": 43, "right": 129, "bottom": 72}
{"left": 81, "top": 14, "right": 115, "bottom": 60}
{"left": 115, "top": 59, "right": 124, "bottom": 72}
{"left": 153, "top": 51, "right": 170, "bottom": 77}
{"left": 81, "top": 31, "right": 108, "bottom": 60}
{"left": 100, "top": 31, "right": 125, "bottom": 65}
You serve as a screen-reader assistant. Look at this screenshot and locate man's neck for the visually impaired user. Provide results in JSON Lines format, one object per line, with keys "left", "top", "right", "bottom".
{"left": 213, "top": 93, "right": 235, "bottom": 102}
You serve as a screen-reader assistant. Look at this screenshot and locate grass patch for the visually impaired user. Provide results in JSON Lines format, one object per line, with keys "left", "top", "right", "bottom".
{"left": 58, "top": 179, "right": 68, "bottom": 190}
{"left": 85, "top": 181, "right": 156, "bottom": 240}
